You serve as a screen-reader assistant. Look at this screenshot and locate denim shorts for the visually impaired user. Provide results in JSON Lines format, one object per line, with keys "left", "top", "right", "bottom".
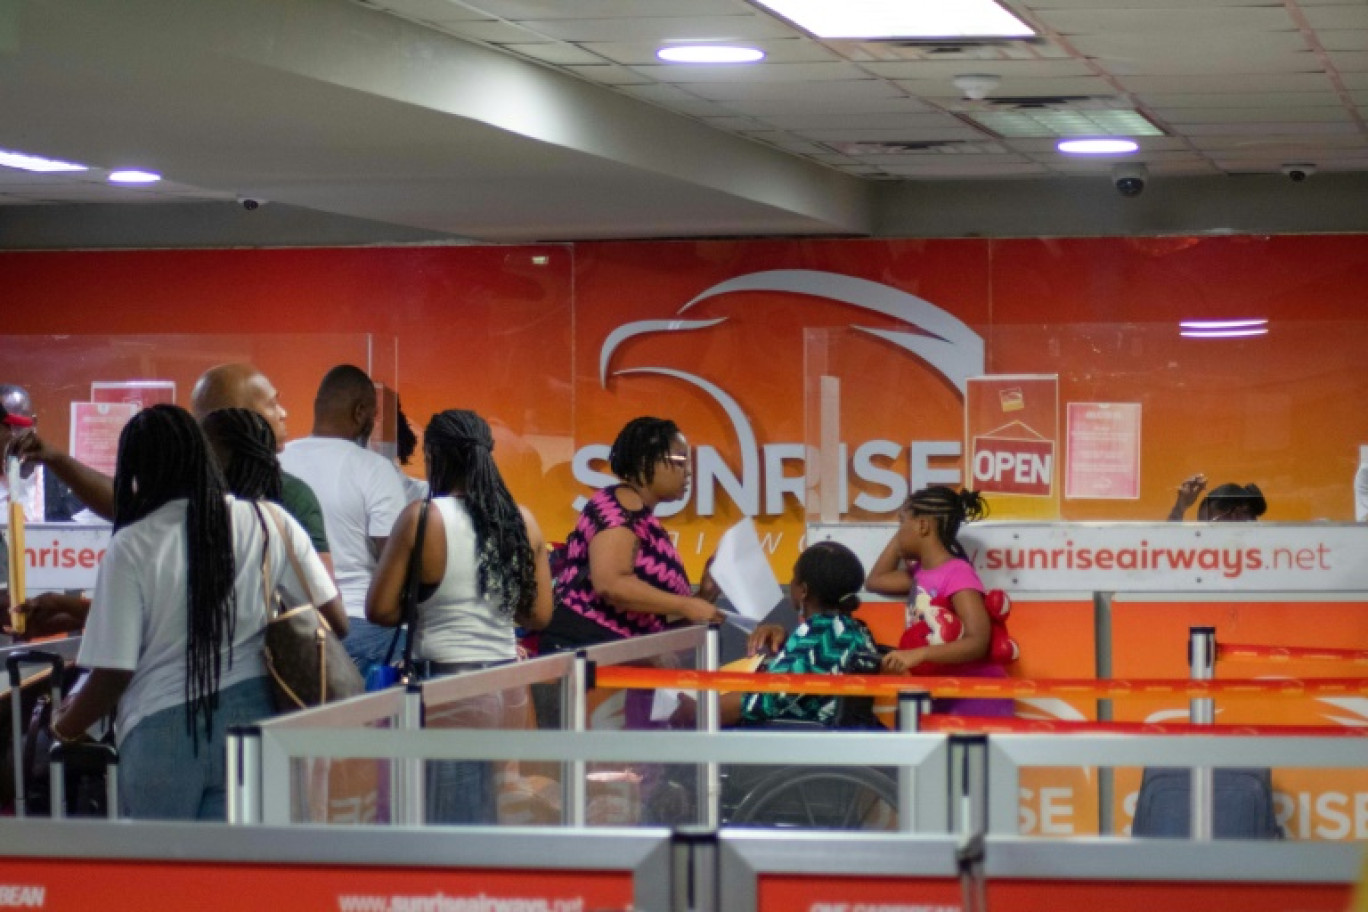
{"left": 118, "top": 676, "right": 275, "bottom": 821}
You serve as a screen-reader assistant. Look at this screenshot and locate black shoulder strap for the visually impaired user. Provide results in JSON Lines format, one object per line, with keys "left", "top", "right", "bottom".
{"left": 383, "top": 495, "right": 431, "bottom": 673}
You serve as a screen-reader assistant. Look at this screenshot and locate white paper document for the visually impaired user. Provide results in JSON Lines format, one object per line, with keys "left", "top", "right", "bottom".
{"left": 710, "top": 517, "right": 784, "bottom": 621}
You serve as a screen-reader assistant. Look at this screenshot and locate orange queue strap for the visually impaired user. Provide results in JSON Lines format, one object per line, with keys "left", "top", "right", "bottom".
{"left": 1216, "top": 643, "right": 1368, "bottom": 666}
{"left": 921, "top": 715, "right": 1368, "bottom": 737}
{"left": 592, "top": 666, "right": 1368, "bottom": 700}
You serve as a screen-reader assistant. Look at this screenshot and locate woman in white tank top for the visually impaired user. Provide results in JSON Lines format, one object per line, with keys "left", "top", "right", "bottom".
{"left": 366, "top": 409, "right": 552, "bottom": 822}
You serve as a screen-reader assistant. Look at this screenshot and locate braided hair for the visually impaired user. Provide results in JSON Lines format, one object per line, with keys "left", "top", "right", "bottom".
{"left": 425, "top": 410, "right": 536, "bottom": 618}
{"left": 608, "top": 416, "right": 679, "bottom": 487}
{"left": 793, "top": 541, "right": 866, "bottom": 614}
{"left": 901, "top": 485, "right": 989, "bottom": 560}
{"left": 112, "top": 404, "right": 235, "bottom": 748}
{"left": 201, "top": 408, "right": 282, "bottom": 502}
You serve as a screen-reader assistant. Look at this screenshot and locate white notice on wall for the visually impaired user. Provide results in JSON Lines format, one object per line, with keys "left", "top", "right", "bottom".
{"left": 711, "top": 518, "right": 784, "bottom": 621}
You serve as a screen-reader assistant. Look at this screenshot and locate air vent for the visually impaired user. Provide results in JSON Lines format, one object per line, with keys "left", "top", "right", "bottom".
{"left": 984, "top": 96, "right": 1094, "bottom": 108}
{"left": 825, "top": 140, "right": 1007, "bottom": 156}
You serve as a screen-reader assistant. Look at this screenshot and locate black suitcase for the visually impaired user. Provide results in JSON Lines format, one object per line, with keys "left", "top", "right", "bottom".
{"left": 4, "top": 649, "right": 119, "bottom": 818}
{"left": 1132, "top": 766, "right": 1282, "bottom": 839}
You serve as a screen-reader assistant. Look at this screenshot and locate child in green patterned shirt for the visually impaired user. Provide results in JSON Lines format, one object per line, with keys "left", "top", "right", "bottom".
{"left": 726, "top": 541, "right": 882, "bottom": 727}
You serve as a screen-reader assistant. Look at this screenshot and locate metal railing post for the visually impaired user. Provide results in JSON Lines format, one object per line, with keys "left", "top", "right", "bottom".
{"left": 896, "top": 691, "right": 931, "bottom": 833}
{"left": 669, "top": 827, "right": 719, "bottom": 912}
{"left": 699, "top": 623, "right": 721, "bottom": 829}
{"left": 1189, "top": 626, "right": 1216, "bottom": 841}
{"left": 394, "top": 680, "right": 425, "bottom": 826}
{"left": 226, "top": 724, "right": 262, "bottom": 825}
{"left": 565, "top": 651, "right": 590, "bottom": 827}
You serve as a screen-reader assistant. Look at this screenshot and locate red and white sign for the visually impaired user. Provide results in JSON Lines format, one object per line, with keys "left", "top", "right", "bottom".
{"left": 972, "top": 430, "right": 1055, "bottom": 497}
{"left": 70, "top": 401, "right": 137, "bottom": 477}
{"left": 1066, "top": 402, "right": 1141, "bottom": 499}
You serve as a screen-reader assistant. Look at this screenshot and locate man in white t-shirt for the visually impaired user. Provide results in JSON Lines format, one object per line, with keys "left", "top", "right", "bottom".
{"left": 280, "top": 365, "right": 406, "bottom": 673}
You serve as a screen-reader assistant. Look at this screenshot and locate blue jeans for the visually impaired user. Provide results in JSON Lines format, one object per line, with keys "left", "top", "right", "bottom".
{"left": 343, "top": 616, "right": 406, "bottom": 677}
{"left": 118, "top": 676, "right": 275, "bottom": 820}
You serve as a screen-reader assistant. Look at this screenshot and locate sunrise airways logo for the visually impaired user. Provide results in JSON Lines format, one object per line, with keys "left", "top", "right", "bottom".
{"left": 572, "top": 270, "right": 985, "bottom": 518}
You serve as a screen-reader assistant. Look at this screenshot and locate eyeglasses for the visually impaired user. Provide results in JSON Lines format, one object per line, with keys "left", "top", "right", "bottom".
{"left": 662, "top": 453, "right": 690, "bottom": 467}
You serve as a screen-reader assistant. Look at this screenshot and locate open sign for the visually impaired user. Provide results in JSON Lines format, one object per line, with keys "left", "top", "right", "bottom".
{"left": 972, "top": 435, "right": 1055, "bottom": 496}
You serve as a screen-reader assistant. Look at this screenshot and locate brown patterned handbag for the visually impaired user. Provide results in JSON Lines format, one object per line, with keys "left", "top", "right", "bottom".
{"left": 257, "top": 503, "right": 364, "bottom": 711}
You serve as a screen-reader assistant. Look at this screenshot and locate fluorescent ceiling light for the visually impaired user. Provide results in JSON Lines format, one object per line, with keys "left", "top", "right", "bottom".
{"left": 968, "top": 110, "right": 1163, "bottom": 139}
{"left": 657, "top": 45, "right": 765, "bottom": 64}
{"left": 752, "top": 0, "right": 1034, "bottom": 39}
{"left": 1179, "top": 319, "right": 1267, "bottom": 330}
{"left": 1057, "top": 138, "right": 1139, "bottom": 155}
{"left": 108, "top": 170, "right": 161, "bottom": 184}
{"left": 1180, "top": 328, "right": 1268, "bottom": 339}
{"left": 0, "top": 149, "right": 89, "bottom": 172}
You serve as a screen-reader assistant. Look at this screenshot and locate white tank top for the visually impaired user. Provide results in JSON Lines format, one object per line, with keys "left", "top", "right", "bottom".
{"left": 413, "top": 496, "right": 517, "bottom": 664}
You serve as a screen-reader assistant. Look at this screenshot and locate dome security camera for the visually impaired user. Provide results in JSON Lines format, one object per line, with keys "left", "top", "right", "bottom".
{"left": 1111, "top": 163, "right": 1148, "bottom": 198}
{"left": 952, "top": 74, "right": 1001, "bottom": 101}
{"left": 1281, "top": 163, "right": 1316, "bottom": 182}
{"left": 238, "top": 197, "right": 264, "bottom": 211}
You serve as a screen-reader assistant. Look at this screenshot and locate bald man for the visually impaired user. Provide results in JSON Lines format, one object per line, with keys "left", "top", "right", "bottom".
{"left": 191, "top": 363, "right": 330, "bottom": 562}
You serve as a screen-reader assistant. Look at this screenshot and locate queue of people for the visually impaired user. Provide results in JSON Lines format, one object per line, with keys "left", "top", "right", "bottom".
{"left": 1, "top": 364, "right": 1307, "bottom": 824}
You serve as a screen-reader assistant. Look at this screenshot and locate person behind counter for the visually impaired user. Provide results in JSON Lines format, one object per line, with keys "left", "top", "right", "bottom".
{"left": 51, "top": 404, "right": 339, "bottom": 820}
{"left": 536, "top": 416, "right": 724, "bottom": 654}
{"left": 1168, "top": 473, "right": 1267, "bottom": 522}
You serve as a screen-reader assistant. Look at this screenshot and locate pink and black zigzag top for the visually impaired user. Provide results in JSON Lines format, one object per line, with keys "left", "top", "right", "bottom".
{"left": 552, "top": 485, "right": 692, "bottom": 639}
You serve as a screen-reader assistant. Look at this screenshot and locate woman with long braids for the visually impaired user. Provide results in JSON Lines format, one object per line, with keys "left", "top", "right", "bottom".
{"left": 865, "top": 485, "right": 1012, "bottom": 716}
{"left": 52, "top": 404, "right": 338, "bottom": 819}
{"left": 202, "top": 407, "right": 347, "bottom": 636}
{"left": 537, "top": 416, "right": 724, "bottom": 655}
{"left": 366, "top": 409, "right": 553, "bottom": 822}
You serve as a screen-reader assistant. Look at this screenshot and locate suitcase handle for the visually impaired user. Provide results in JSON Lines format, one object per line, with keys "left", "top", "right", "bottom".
{"left": 6, "top": 649, "right": 66, "bottom": 689}
{"left": 49, "top": 741, "right": 120, "bottom": 820}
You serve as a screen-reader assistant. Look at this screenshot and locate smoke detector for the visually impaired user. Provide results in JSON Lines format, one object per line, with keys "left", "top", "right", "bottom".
{"left": 953, "top": 73, "right": 1001, "bottom": 100}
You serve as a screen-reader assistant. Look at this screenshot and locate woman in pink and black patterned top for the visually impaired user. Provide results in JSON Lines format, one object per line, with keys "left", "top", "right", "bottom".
{"left": 538, "top": 417, "right": 724, "bottom": 652}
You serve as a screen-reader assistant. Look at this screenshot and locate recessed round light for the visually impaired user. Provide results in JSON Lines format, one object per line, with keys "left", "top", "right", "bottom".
{"left": 108, "top": 169, "right": 161, "bottom": 184}
{"left": 1057, "top": 138, "right": 1139, "bottom": 155}
{"left": 656, "top": 45, "right": 765, "bottom": 64}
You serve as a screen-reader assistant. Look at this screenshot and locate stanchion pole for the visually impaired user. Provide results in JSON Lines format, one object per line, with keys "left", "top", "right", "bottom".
{"left": 897, "top": 691, "right": 931, "bottom": 833}
{"left": 700, "top": 624, "right": 721, "bottom": 829}
{"left": 1189, "top": 626, "right": 1216, "bottom": 841}
{"left": 950, "top": 734, "right": 988, "bottom": 912}
{"left": 226, "top": 724, "right": 262, "bottom": 825}
{"left": 565, "top": 650, "right": 589, "bottom": 828}
{"left": 669, "top": 826, "right": 719, "bottom": 912}
{"left": 395, "top": 680, "right": 425, "bottom": 826}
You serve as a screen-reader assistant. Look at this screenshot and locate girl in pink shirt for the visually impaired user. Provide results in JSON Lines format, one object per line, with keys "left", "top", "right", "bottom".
{"left": 867, "top": 485, "right": 1012, "bottom": 717}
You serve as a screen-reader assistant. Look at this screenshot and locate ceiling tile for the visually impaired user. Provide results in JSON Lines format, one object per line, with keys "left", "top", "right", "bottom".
{"left": 857, "top": 58, "right": 1096, "bottom": 81}
{"left": 1328, "top": 51, "right": 1368, "bottom": 72}
{"left": 1116, "top": 74, "right": 1337, "bottom": 93}
{"left": 1156, "top": 107, "right": 1353, "bottom": 124}
{"left": 1318, "top": 31, "right": 1368, "bottom": 52}
{"left": 458, "top": 0, "right": 748, "bottom": 19}
{"left": 1179, "top": 120, "right": 1360, "bottom": 135}
{"left": 889, "top": 76, "right": 1120, "bottom": 98}
{"left": 756, "top": 110, "right": 973, "bottom": 131}
{"left": 1034, "top": 7, "right": 1295, "bottom": 35}
{"left": 788, "top": 126, "right": 992, "bottom": 143}
{"left": 875, "top": 161, "right": 1050, "bottom": 177}
{"left": 424, "top": 20, "right": 544, "bottom": 43}
{"left": 718, "top": 96, "right": 934, "bottom": 116}
{"left": 563, "top": 64, "right": 652, "bottom": 86}
{"left": 683, "top": 79, "right": 905, "bottom": 103}
{"left": 616, "top": 83, "right": 722, "bottom": 114}
{"left": 1135, "top": 92, "right": 1344, "bottom": 108}
{"left": 500, "top": 42, "right": 611, "bottom": 65}
{"left": 369, "top": 0, "right": 495, "bottom": 23}
{"left": 507, "top": 15, "right": 793, "bottom": 43}
{"left": 1301, "top": 6, "right": 1368, "bottom": 29}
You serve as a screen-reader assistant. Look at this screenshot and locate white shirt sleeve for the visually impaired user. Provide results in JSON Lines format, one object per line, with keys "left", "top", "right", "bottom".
{"left": 269, "top": 504, "right": 339, "bottom": 608}
{"left": 365, "top": 454, "right": 408, "bottom": 538}
{"left": 76, "top": 537, "right": 144, "bottom": 672}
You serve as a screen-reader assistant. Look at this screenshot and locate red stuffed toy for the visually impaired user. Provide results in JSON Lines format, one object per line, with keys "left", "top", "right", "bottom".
{"left": 898, "top": 588, "right": 1019, "bottom": 667}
